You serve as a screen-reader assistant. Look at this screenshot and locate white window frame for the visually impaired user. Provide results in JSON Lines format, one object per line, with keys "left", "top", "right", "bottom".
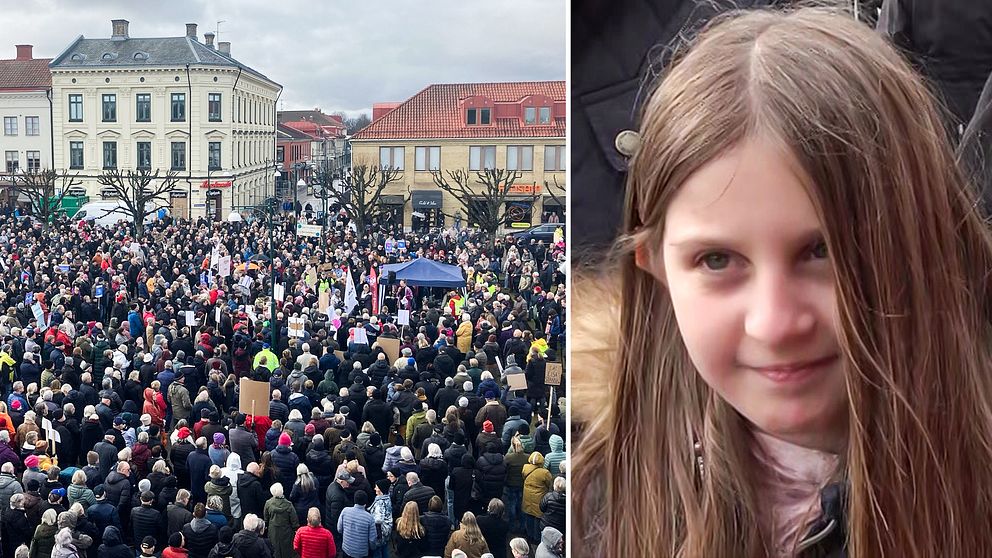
{"left": 415, "top": 146, "right": 440, "bottom": 171}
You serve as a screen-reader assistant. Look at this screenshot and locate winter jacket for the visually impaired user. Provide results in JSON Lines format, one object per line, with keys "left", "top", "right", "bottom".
{"left": 86, "top": 501, "right": 121, "bottom": 541}
{"left": 476, "top": 452, "right": 508, "bottom": 502}
{"left": 29, "top": 522, "right": 57, "bottom": 558}
{"left": 130, "top": 504, "right": 162, "bottom": 550}
{"left": 289, "top": 479, "right": 320, "bottom": 525}
{"left": 236, "top": 472, "right": 266, "bottom": 519}
{"left": 444, "top": 528, "right": 490, "bottom": 558}
{"left": 270, "top": 445, "right": 299, "bottom": 492}
{"left": 181, "top": 518, "right": 219, "bottom": 558}
{"left": 0, "top": 472, "right": 23, "bottom": 519}
{"left": 167, "top": 503, "right": 193, "bottom": 538}
{"left": 540, "top": 490, "right": 566, "bottom": 535}
{"left": 204, "top": 476, "right": 233, "bottom": 518}
{"left": 102, "top": 471, "right": 131, "bottom": 512}
{"left": 66, "top": 483, "right": 95, "bottom": 509}
{"left": 522, "top": 453, "right": 552, "bottom": 518}
{"left": 228, "top": 427, "right": 257, "bottom": 466}
{"left": 476, "top": 513, "right": 510, "bottom": 558}
{"left": 543, "top": 434, "right": 565, "bottom": 476}
{"left": 419, "top": 456, "right": 448, "bottom": 499}
{"left": 262, "top": 496, "right": 298, "bottom": 558}
{"left": 401, "top": 481, "right": 435, "bottom": 515}
{"left": 336, "top": 505, "right": 377, "bottom": 558}
{"left": 503, "top": 450, "right": 528, "bottom": 489}
{"left": 95, "top": 527, "right": 131, "bottom": 558}
{"left": 186, "top": 448, "right": 212, "bottom": 503}
{"left": 292, "top": 525, "right": 336, "bottom": 558}
{"left": 206, "top": 539, "right": 241, "bottom": 558}
{"left": 420, "top": 510, "right": 450, "bottom": 556}
{"left": 231, "top": 529, "right": 272, "bottom": 558}
{"left": 324, "top": 481, "right": 351, "bottom": 534}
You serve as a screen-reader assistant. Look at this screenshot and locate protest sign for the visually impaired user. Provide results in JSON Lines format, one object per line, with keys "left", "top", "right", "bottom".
{"left": 318, "top": 290, "right": 329, "bottom": 313}
{"left": 379, "top": 337, "right": 400, "bottom": 363}
{"left": 352, "top": 327, "right": 368, "bottom": 345}
{"left": 238, "top": 378, "right": 270, "bottom": 417}
{"left": 506, "top": 373, "right": 527, "bottom": 391}
{"left": 185, "top": 310, "right": 197, "bottom": 327}
{"left": 397, "top": 309, "right": 410, "bottom": 326}
{"left": 288, "top": 317, "right": 305, "bottom": 338}
{"left": 334, "top": 350, "right": 345, "bottom": 361}
{"left": 545, "top": 362, "right": 563, "bottom": 386}
{"left": 31, "top": 302, "right": 47, "bottom": 331}
{"left": 218, "top": 256, "right": 231, "bottom": 277}
{"left": 274, "top": 284, "right": 285, "bottom": 302}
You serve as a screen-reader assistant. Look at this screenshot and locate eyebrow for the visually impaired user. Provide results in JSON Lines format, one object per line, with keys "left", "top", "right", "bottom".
{"left": 665, "top": 229, "right": 825, "bottom": 250}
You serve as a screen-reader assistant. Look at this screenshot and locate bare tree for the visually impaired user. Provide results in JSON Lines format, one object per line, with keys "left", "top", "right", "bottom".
{"left": 95, "top": 169, "right": 181, "bottom": 239}
{"left": 12, "top": 169, "right": 82, "bottom": 230}
{"left": 429, "top": 167, "right": 527, "bottom": 244}
{"left": 311, "top": 158, "right": 402, "bottom": 241}
{"left": 543, "top": 175, "right": 566, "bottom": 207}
{"left": 343, "top": 113, "right": 372, "bottom": 135}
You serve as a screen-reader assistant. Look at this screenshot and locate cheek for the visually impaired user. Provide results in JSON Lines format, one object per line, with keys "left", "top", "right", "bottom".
{"left": 665, "top": 275, "right": 742, "bottom": 383}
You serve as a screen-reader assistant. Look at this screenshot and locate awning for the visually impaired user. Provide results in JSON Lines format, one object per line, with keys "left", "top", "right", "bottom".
{"left": 543, "top": 196, "right": 564, "bottom": 207}
{"left": 412, "top": 190, "right": 442, "bottom": 208}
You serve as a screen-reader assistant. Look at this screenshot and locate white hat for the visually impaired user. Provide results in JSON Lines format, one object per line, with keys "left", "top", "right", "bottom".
{"left": 143, "top": 353, "right": 153, "bottom": 363}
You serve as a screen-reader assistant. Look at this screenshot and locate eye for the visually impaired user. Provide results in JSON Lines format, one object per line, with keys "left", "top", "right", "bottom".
{"left": 697, "top": 252, "right": 732, "bottom": 271}
{"left": 808, "top": 240, "right": 829, "bottom": 260}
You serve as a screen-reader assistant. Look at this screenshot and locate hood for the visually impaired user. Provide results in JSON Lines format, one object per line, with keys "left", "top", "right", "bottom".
{"left": 481, "top": 452, "right": 504, "bottom": 466}
{"left": 144, "top": 387, "right": 154, "bottom": 401}
{"left": 55, "top": 527, "right": 75, "bottom": 548}
{"left": 211, "top": 475, "right": 231, "bottom": 488}
{"left": 58, "top": 511, "right": 78, "bottom": 529}
{"left": 225, "top": 452, "right": 242, "bottom": 472}
{"left": 190, "top": 517, "right": 212, "bottom": 533}
{"left": 308, "top": 438, "right": 325, "bottom": 452}
{"left": 103, "top": 525, "right": 123, "bottom": 546}
{"left": 528, "top": 452, "right": 545, "bottom": 467}
{"left": 549, "top": 434, "right": 563, "bottom": 452}
{"left": 105, "top": 471, "right": 127, "bottom": 484}
{"left": 323, "top": 369, "right": 335, "bottom": 382}
{"left": 540, "top": 526, "right": 563, "bottom": 550}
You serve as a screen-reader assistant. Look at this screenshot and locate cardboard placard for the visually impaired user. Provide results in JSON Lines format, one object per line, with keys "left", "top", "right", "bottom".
{"left": 397, "top": 309, "right": 410, "bottom": 326}
{"left": 506, "top": 372, "right": 527, "bottom": 392}
{"left": 378, "top": 337, "right": 400, "bottom": 363}
{"left": 318, "top": 291, "right": 329, "bottom": 313}
{"left": 545, "top": 362, "right": 563, "bottom": 386}
{"left": 238, "top": 378, "right": 270, "bottom": 417}
{"left": 185, "top": 310, "right": 197, "bottom": 327}
{"left": 334, "top": 350, "right": 345, "bottom": 361}
{"left": 274, "top": 284, "right": 285, "bottom": 302}
{"left": 288, "top": 317, "right": 305, "bottom": 338}
{"left": 218, "top": 256, "right": 231, "bottom": 277}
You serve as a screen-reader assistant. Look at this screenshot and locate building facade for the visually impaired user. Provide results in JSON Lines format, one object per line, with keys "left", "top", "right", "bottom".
{"left": 0, "top": 44, "right": 54, "bottom": 206}
{"left": 49, "top": 20, "right": 282, "bottom": 220}
{"left": 350, "top": 81, "right": 566, "bottom": 232}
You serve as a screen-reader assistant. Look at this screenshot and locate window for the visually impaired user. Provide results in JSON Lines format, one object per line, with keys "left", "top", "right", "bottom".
{"left": 466, "top": 107, "right": 491, "bottom": 125}
{"left": 469, "top": 146, "right": 496, "bottom": 171}
{"left": 135, "top": 94, "right": 151, "bottom": 122}
{"left": 276, "top": 145, "right": 284, "bottom": 163}
{"left": 415, "top": 146, "right": 440, "bottom": 171}
{"left": 544, "top": 145, "right": 566, "bottom": 171}
{"left": 208, "top": 93, "right": 222, "bottom": 122}
{"left": 539, "top": 106, "right": 552, "bottom": 125}
{"left": 103, "top": 142, "right": 117, "bottom": 169}
{"left": 69, "top": 142, "right": 83, "bottom": 169}
{"left": 3, "top": 117, "right": 15, "bottom": 136}
{"left": 137, "top": 141, "right": 151, "bottom": 170}
{"left": 379, "top": 146, "right": 404, "bottom": 170}
{"left": 171, "top": 142, "right": 186, "bottom": 170}
{"left": 506, "top": 145, "right": 533, "bottom": 171}
{"left": 68, "top": 94, "right": 83, "bottom": 122}
{"left": 209, "top": 142, "right": 221, "bottom": 170}
{"left": 26, "top": 151, "right": 40, "bottom": 172}
{"left": 25, "top": 116, "right": 39, "bottom": 136}
{"left": 5, "top": 151, "right": 17, "bottom": 173}
{"left": 171, "top": 93, "right": 185, "bottom": 122}
{"left": 102, "top": 94, "right": 116, "bottom": 122}
{"left": 524, "top": 107, "right": 536, "bottom": 125}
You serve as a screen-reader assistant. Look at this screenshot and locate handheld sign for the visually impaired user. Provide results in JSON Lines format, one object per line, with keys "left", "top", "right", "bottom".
{"left": 218, "top": 256, "right": 231, "bottom": 277}
{"left": 238, "top": 378, "right": 270, "bottom": 417}
{"left": 274, "top": 284, "right": 285, "bottom": 302}
{"left": 545, "top": 362, "right": 563, "bottom": 386}
{"left": 352, "top": 327, "right": 368, "bottom": 345}
{"left": 288, "top": 317, "right": 305, "bottom": 338}
{"left": 506, "top": 373, "right": 527, "bottom": 392}
{"left": 397, "top": 309, "right": 410, "bottom": 326}
{"left": 378, "top": 337, "right": 400, "bottom": 363}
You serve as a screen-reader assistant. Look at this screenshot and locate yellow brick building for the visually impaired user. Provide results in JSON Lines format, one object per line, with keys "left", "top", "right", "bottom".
{"left": 350, "top": 81, "right": 565, "bottom": 232}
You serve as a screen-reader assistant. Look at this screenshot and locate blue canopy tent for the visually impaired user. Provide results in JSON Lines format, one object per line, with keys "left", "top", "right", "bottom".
{"left": 380, "top": 258, "right": 465, "bottom": 287}
{"left": 378, "top": 258, "right": 466, "bottom": 312}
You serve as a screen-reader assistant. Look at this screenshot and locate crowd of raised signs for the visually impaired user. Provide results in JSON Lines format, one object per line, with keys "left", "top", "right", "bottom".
{"left": 0, "top": 210, "right": 567, "bottom": 558}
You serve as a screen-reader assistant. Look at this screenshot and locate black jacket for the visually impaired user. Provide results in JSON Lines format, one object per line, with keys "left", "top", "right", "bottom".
{"left": 323, "top": 481, "right": 350, "bottom": 533}
{"left": 231, "top": 529, "right": 272, "bottom": 558}
{"left": 420, "top": 510, "right": 450, "bottom": 556}
{"left": 476, "top": 452, "right": 507, "bottom": 502}
{"left": 130, "top": 504, "right": 162, "bottom": 548}
{"left": 476, "top": 513, "right": 510, "bottom": 558}
{"left": 167, "top": 503, "right": 193, "bottom": 538}
{"left": 102, "top": 470, "right": 131, "bottom": 512}
{"left": 401, "top": 482, "right": 435, "bottom": 515}
{"left": 98, "top": 526, "right": 133, "bottom": 558}
{"left": 182, "top": 519, "right": 220, "bottom": 558}
{"left": 236, "top": 473, "right": 266, "bottom": 519}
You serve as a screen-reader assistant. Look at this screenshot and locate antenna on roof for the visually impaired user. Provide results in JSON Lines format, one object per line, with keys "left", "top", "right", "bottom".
{"left": 216, "top": 20, "right": 226, "bottom": 41}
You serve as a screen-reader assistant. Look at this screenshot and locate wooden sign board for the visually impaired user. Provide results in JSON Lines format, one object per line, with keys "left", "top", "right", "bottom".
{"left": 378, "top": 337, "right": 400, "bottom": 363}
{"left": 239, "top": 378, "right": 270, "bottom": 417}
{"left": 506, "top": 372, "right": 527, "bottom": 392}
{"left": 545, "top": 362, "right": 563, "bottom": 386}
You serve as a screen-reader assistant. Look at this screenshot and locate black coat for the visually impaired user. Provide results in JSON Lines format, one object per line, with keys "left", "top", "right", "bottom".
{"left": 182, "top": 520, "right": 219, "bottom": 558}
{"left": 477, "top": 513, "right": 510, "bottom": 558}
{"left": 540, "top": 490, "right": 566, "bottom": 535}
{"left": 167, "top": 503, "right": 193, "bottom": 538}
{"left": 102, "top": 471, "right": 132, "bottom": 512}
{"left": 419, "top": 456, "right": 448, "bottom": 500}
{"left": 361, "top": 400, "right": 393, "bottom": 440}
{"left": 269, "top": 445, "right": 299, "bottom": 492}
{"left": 323, "top": 481, "right": 350, "bottom": 533}
{"left": 98, "top": 526, "right": 133, "bottom": 558}
{"left": 130, "top": 504, "right": 162, "bottom": 548}
{"left": 304, "top": 441, "right": 334, "bottom": 496}
{"left": 236, "top": 473, "right": 266, "bottom": 519}
{"left": 420, "top": 510, "right": 450, "bottom": 556}
{"left": 401, "top": 482, "right": 435, "bottom": 515}
{"left": 231, "top": 529, "right": 272, "bottom": 558}
{"left": 186, "top": 448, "right": 213, "bottom": 503}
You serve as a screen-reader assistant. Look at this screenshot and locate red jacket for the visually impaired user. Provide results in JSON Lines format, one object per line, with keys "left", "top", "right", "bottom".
{"left": 293, "top": 525, "right": 336, "bottom": 558}
{"left": 249, "top": 415, "right": 272, "bottom": 447}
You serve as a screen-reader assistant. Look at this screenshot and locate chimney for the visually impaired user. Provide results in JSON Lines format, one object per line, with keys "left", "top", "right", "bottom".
{"left": 203, "top": 32, "right": 215, "bottom": 49}
{"left": 111, "top": 19, "right": 129, "bottom": 41}
{"left": 15, "top": 45, "right": 32, "bottom": 60}
{"left": 185, "top": 23, "right": 197, "bottom": 40}
{"left": 218, "top": 41, "right": 230, "bottom": 55}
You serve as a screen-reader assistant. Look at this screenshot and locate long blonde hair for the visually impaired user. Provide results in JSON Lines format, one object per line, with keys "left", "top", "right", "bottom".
{"left": 456, "top": 511, "right": 486, "bottom": 548}
{"left": 396, "top": 501, "right": 424, "bottom": 539}
{"left": 573, "top": 6, "right": 992, "bottom": 558}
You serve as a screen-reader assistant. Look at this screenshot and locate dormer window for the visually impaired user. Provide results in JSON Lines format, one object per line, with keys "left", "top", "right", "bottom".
{"left": 467, "top": 107, "right": 490, "bottom": 125}
{"left": 524, "top": 106, "right": 552, "bottom": 125}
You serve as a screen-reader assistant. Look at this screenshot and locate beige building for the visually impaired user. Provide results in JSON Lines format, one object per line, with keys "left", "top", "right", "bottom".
{"left": 351, "top": 81, "right": 565, "bottom": 232}
{"left": 49, "top": 19, "right": 281, "bottom": 220}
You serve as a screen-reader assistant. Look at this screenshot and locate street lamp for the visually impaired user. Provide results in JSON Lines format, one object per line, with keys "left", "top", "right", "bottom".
{"left": 269, "top": 166, "right": 280, "bottom": 349}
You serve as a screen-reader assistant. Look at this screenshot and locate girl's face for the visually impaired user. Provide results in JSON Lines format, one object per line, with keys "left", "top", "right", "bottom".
{"left": 648, "top": 137, "right": 847, "bottom": 452}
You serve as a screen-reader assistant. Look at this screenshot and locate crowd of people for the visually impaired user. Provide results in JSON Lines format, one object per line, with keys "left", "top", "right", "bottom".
{"left": 0, "top": 208, "right": 567, "bottom": 558}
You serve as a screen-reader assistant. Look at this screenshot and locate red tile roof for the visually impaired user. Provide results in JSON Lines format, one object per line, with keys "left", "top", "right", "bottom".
{"left": 0, "top": 58, "right": 52, "bottom": 90}
{"left": 353, "top": 81, "right": 565, "bottom": 140}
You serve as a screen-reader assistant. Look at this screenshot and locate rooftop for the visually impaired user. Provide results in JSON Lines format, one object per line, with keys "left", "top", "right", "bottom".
{"left": 0, "top": 57, "right": 52, "bottom": 90}
{"left": 353, "top": 81, "right": 565, "bottom": 141}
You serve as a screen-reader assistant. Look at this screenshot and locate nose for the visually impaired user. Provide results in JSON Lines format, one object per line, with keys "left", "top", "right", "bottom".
{"left": 743, "top": 268, "right": 817, "bottom": 347}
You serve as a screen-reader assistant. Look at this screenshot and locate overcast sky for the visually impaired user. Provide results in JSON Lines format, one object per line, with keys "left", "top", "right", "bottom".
{"left": 3, "top": 0, "right": 566, "bottom": 117}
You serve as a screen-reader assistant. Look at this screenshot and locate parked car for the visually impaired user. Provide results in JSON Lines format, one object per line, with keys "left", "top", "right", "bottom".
{"left": 76, "top": 200, "right": 169, "bottom": 228}
{"left": 508, "top": 223, "right": 564, "bottom": 243}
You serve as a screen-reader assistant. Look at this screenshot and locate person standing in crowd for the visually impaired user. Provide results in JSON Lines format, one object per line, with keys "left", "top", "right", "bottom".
{"left": 392, "top": 501, "right": 425, "bottom": 558}
{"left": 337, "top": 490, "right": 376, "bottom": 558}
{"left": 444, "top": 511, "right": 490, "bottom": 558}
{"left": 262, "top": 484, "right": 297, "bottom": 558}
{"left": 293, "top": 507, "right": 335, "bottom": 558}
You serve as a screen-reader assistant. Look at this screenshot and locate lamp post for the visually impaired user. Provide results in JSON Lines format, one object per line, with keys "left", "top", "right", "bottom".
{"left": 270, "top": 165, "right": 279, "bottom": 349}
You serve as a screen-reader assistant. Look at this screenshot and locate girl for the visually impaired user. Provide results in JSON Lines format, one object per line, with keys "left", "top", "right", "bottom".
{"left": 572, "top": 5, "right": 992, "bottom": 558}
